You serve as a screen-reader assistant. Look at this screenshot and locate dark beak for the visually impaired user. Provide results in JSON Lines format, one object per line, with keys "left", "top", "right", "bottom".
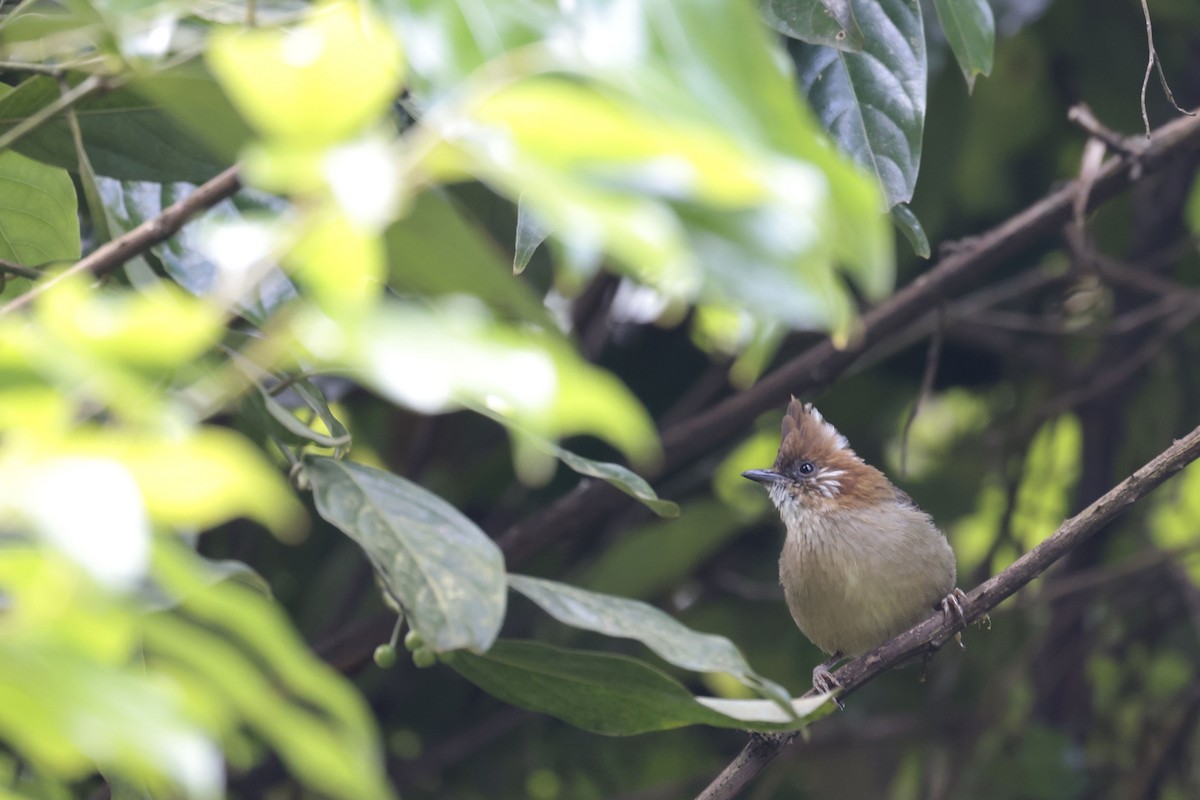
{"left": 742, "top": 469, "right": 783, "bottom": 485}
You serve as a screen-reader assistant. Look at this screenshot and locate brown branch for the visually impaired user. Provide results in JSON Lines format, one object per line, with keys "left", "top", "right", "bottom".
{"left": 695, "top": 420, "right": 1200, "bottom": 800}
{"left": 0, "top": 165, "right": 242, "bottom": 316}
{"left": 498, "top": 106, "right": 1200, "bottom": 564}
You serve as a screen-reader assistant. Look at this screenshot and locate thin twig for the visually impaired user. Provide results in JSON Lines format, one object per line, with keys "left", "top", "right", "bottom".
{"left": 696, "top": 420, "right": 1200, "bottom": 800}
{"left": 0, "top": 259, "right": 41, "bottom": 279}
{"left": 900, "top": 305, "right": 944, "bottom": 478}
{"left": 1139, "top": 0, "right": 1194, "bottom": 138}
{"left": 0, "top": 165, "right": 241, "bottom": 315}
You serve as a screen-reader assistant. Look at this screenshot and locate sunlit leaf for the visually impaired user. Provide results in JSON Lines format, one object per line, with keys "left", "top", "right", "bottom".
{"left": 38, "top": 276, "right": 222, "bottom": 369}
{"left": 305, "top": 455, "right": 507, "bottom": 653}
{"left": 509, "top": 575, "right": 791, "bottom": 707}
{"left": 933, "top": 0, "right": 995, "bottom": 92}
{"left": 65, "top": 427, "right": 307, "bottom": 540}
{"left": 0, "top": 149, "right": 80, "bottom": 266}
{"left": 207, "top": 0, "right": 405, "bottom": 145}
{"left": 296, "top": 299, "right": 660, "bottom": 466}
{"left": 791, "top": 0, "right": 926, "bottom": 207}
{"left": 149, "top": 543, "right": 392, "bottom": 800}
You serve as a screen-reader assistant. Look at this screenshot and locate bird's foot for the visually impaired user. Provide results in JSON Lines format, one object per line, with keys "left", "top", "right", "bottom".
{"left": 812, "top": 656, "right": 845, "bottom": 710}
{"left": 940, "top": 587, "right": 991, "bottom": 649}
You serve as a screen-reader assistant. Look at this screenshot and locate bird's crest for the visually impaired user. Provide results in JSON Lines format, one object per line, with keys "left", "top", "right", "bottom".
{"left": 774, "top": 397, "right": 854, "bottom": 470}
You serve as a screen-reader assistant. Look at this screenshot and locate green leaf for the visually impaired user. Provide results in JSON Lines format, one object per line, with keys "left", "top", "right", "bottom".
{"left": 512, "top": 194, "right": 548, "bottom": 275}
{"left": 933, "top": 0, "right": 995, "bottom": 92}
{"left": 547, "top": 444, "right": 679, "bottom": 517}
{"left": 890, "top": 202, "right": 931, "bottom": 259}
{"left": 791, "top": 0, "right": 926, "bottom": 207}
{"left": 509, "top": 575, "right": 791, "bottom": 707}
{"left": 295, "top": 299, "right": 661, "bottom": 467}
{"left": 385, "top": 190, "right": 551, "bottom": 325}
{"left": 65, "top": 427, "right": 308, "bottom": 541}
{"left": 762, "top": 0, "right": 865, "bottom": 52}
{"left": 0, "top": 76, "right": 229, "bottom": 182}
{"left": 148, "top": 542, "right": 393, "bottom": 800}
{"left": 0, "top": 149, "right": 80, "bottom": 266}
{"left": 447, "top": 640, "right": 826, "bottom": 735}
{"left": 207, "top": 0, "right": 404, "bottom": 145}
{"left": 473, "top": 406, "right": 677, "bottom": 516}
{"left": 305, "top": 455, "right": 507, "bottom": 653}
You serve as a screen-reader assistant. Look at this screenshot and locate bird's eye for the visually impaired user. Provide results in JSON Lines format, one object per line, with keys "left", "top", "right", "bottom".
{"left": 797, "top": 461, "right": 816, "bottom": 476}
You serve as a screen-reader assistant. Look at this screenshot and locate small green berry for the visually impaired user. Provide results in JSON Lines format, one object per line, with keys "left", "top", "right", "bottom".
{"left": 412, "top": 647, "right": 436, "bottom": 668}
{"left": 373, "top": 644, "right": 398, "bottom": 669}
{"left": 403, "top": 629, "right": 424, "bottom": 651}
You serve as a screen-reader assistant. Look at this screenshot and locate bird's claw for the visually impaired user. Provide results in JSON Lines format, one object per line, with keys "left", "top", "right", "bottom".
{"left": 940, "top": 588, "right": 991, "bottom": 649}
{"left": 812, "top": 662, "right": 845, "bottom": 710}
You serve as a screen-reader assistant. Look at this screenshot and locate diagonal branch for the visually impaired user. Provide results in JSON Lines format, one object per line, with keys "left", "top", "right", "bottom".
{"left": 498, "top": 106, "right": 1200, "bottom": 564}
{"left": 0, "top": 164, "right": 242, "bottom": 316}
{"left": 695, "top": 421, "right": 1200, "bottom": 800}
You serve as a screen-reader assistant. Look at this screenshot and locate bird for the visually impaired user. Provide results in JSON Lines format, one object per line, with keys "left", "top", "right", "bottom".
{"left": 743, "top": 398, "right": 965, "bottom": 698}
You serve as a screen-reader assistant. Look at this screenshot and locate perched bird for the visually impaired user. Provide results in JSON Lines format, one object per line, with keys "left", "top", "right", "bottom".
{"left": 743, "top": 398, "right": 964, "bottom": 696}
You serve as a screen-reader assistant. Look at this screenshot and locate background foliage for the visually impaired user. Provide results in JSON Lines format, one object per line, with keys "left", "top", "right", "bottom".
{"left": 1, "top": 0, "right": 1200, "bottom": 798}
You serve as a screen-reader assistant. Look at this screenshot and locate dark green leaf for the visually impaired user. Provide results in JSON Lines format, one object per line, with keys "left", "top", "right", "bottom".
{"left": 550, "top": 445, "right": 678, "bottom": 517}
{"left": 933, "top": 0, "right": 995, "bottom": 92}
{"left": 791, "top": 0, "right": 926, "bottom": 207}
{"left": 447, "top": 640, "right": 824, "bottom": 735}
{"left": 509, "top": 575, "right": 790, "bottom": 707}
{"left": 0, "top": 76, "right": 229, "bottom": 183}
{"left": 386, "top": 190, "right": 552, "bottom": 325}
{"left": 0, "top": 150, "right": 80, "bottom": 266}
{"left": 305, "top": 456, "right": 506, "bottom": 653}
{"left": 130, "top": 61, "right": 255, "bottom": 165}
{"left": 762, "top": 0, "right": 864, "bottom": 52}
{"left": 890, "top": 202, "right": 931, "bottom": 259}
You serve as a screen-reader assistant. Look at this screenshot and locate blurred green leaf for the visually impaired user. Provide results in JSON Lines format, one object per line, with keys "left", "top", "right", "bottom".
{"left": 149, "top": 542, "right": 393, "bottom": 800}
{"left": 1012, "top": 415, "right": 1080, "bottom": 551}
{"left": 207, "top": 0, "right": 404, "bottom": 146}
{"left": 513, "top": 194, "right": 548, "bottom": 275}
{"left": 296, "top": 299, "right": 660, "bottom": 466}
{"left": 0, "top": 149, "right": 80, "bottom": 266}
{"left": 385, "top": 190, "right": 551, "bottom": 325}
{"left": 64, "top": 427, "right": 307, "bottom": 540}
{"left": 39, "top": 276, "right": 222, "bottom": 369}
{"left": 509, "top": 575, "right": 790, "bottom": 707}
{"left": 305, "top": 455, "right": 507, "bottom": 653}
{"left": 0, "top": 76, "right": 228, "bottom": 182}
{"left": 933, "top": 0, "right": 995, "bottom": 92}
{"left": 129, "top": 61, "right": 255, "bottom": 165}
{"left": 791, "top": 0, "right": 926, "bottom": 207}
{"left": 762, "top": 0, "right": 864, "bottom": 51}
{"left": 579, "top": 499, "right": 747, "bottom": 600}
